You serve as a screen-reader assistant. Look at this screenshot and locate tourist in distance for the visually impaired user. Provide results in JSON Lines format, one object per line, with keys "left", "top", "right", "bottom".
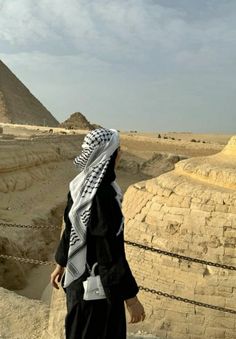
{"left": 50, "top": 128, "right": 145, "bottom": 339}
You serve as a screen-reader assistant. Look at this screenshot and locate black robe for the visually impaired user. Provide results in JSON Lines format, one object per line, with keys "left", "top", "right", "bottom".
{"left": 55, "top": 164, "right": 138, "bottom": 339}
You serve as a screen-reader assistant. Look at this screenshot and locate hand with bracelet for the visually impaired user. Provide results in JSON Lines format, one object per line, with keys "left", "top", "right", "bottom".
{"left": 125, "top": 296, "right": 145, "bottom": 323}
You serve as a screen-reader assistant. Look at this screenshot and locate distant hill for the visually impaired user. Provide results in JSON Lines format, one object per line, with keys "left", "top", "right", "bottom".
{"left": 0, "top": 60, "right": 59, "bottom": 127}
{"left": 60, "top": 112, "right": 101, "bottom": 130}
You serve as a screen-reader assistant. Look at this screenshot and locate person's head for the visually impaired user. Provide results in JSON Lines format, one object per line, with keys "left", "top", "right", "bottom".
{"left": 74, "top": 128, "right": 120, "bottom": 172}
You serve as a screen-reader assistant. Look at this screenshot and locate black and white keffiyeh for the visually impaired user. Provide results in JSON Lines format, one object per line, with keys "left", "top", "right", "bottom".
{"left": 63, "top": 128, "right": 122, "bottom": 288}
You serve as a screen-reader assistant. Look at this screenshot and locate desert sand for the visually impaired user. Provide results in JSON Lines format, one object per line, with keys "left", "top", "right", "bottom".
{"left": 0, "top": 122, "right": 234, "bottom": 339}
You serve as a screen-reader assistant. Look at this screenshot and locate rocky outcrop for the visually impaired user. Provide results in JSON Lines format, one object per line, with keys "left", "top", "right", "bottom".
{"left": 0, "top": 135, "right": 84, "bottom": 291}
{"left": 118, "top": 152, "right": 186, "bottom": 177}
{"left": 122, "top": 136, "right": 236, "bottom": 338}
{"left": 60, "top": 112, "right": 100, "bottom": 130}
{"left": 0, "top": 60, "right": 59, "bottom": 126}
{"left": 0, "top": 287, "right": 49, "bottom": 339}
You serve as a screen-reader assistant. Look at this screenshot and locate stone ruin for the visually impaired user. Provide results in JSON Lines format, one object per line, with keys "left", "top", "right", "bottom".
{"left": 43, "top": 136, "right": 236, "bottom": 339}
{"left": 123, "top": 136, "right": 236, "bottom": 338}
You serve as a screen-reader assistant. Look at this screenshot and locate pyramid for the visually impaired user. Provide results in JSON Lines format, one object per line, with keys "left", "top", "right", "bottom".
{"left": 60, "top": 112, "right": 101, "bottom": 130}
{"left": 0, "top": 60, "right": 59, "bottom": 127}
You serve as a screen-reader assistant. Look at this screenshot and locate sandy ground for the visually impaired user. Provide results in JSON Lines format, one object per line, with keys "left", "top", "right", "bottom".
{"left": 0, "top": 123, "right": 232, "bottom": 339}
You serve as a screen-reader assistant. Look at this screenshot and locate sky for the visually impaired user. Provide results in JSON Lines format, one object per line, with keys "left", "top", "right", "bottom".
{"left": 0, "top": 0, "right": 235, "bottom": 133}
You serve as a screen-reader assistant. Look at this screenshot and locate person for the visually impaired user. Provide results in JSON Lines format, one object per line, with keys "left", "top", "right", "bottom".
{"left": 50, "top": 128, "right": 145, "bottom": 339}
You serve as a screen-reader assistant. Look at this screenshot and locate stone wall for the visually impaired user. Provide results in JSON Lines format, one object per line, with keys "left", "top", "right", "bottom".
{"left": 122, "top": 136, "right": 236, "bottom": 339}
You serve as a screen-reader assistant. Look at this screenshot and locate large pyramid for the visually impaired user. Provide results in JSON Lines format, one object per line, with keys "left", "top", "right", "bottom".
{"left": 0, "top": 60, "right": 59, "bottom": 127}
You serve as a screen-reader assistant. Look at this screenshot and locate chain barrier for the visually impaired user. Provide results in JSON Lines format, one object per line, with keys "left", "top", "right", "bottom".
{"left": 139, "top": 286, "right": 236, "bottom": 315}
{"left": 1, "top": 253, "right": 236, "bottom": 314}
{"left": 124, "top": 240, "right": 236, "bottom": 271}
{"left": 0, "top": 222, "right": 61, "bottom": 230}
{"left": 1, "top": 222, "right": 236, "bottom": 314}
{"left": 0, "top": 254, "right": 54, "bottom": 266}
{"left": 1, "top": 223, "right": 235, "bottom": 271}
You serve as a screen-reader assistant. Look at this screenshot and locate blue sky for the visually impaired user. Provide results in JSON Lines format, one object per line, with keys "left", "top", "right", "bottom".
{"left": 0, "top": 0, "right": 235, "bottom": 133}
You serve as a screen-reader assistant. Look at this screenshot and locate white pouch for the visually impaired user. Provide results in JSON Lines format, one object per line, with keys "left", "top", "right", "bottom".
{"left": 83, "top": 263, "right": 106, "bottom": 301}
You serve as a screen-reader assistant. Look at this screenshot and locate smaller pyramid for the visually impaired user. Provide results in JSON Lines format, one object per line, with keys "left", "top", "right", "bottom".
{"left": 60, "top": 112, "right": 101, "bottom": 130}
{"left": 0, "top": 60, "right": 59, "bottom": 127}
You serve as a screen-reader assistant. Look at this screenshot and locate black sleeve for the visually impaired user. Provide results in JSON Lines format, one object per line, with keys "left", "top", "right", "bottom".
{"left": 88, "top": 188, "right": 139, "bottom": 300}
{"left": 55, "top": 192, "right": 73, "bottom": 267}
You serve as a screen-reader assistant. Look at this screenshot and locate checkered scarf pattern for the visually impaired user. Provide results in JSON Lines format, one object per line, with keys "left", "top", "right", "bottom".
{"left": 63, "top": 128, "right": 121, "bottom": 288}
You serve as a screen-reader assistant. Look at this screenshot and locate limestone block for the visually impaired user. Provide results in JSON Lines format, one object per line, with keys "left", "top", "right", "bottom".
{"left": 224, "top": 237, "right": 236, "bottom": 248}
{"left": 164, "top": 213, "right": 184, "bottom": 224}
{"left": 170, "top": 206, "right": 190, "bottom": 215}
{"left": 162, "top": 299, "right": 194, "bottom": 313}
{"left": 164, "top": 222, "right": 182, "bottom": 236}
{"left": 145, "top": 178, "right": 161, "bottom": 195}
{"left": 187, "top": 324, "right": 205, "bottom": 335}
{"left": 228, "top": 206, "right": 236, "bottom": 214}
{"left": 205, "top": 226, "right": 224, "bottom": 238}
{"left": 140, "top": 200, "right": 153, "bottom": 215}
{"left": 216, "top": 286, "right": 233, "bottom": 298}
{"left": 225, "top": 329, "right": 236, "bottom": 339}
{"left": 215, "top": 204, "right": 229, "bottom": 213}
{"left": 207, "top": 216, "right": 230, "bottom": 229}
{"left": 205, "top": 327, "right": 226, "bottom": 338}
{"left": 123, "top": 185, "right": 153, "bottom": 220}
{"left": 186, "top": 313, "right": 205, "bottom": 325}
{"left": 145, "top": 211, "right": 165, "bottom": 225}
{"left": 194, "top": 285, "right": 216, "bottom": 296}
{"left": 207, "top": 246, "right": 225, "bottom": 259}
{"left": 201, "top": 204, "right": 215, "bottom": 212}
{"left": 190, "top": 209, "right": 210, "bottom": 222}
{"left": 168, "top": 321, "right": 189, "bottom": 335}
{"left": 190, "top": 202, "right": 203, "bottom": 210}
{"left": 183, "top": 215, "right": 205, "bottom": 234}
{"left": 230, "top": 215, "right": 236, "bottom": 227}
{"left": 150, "top": 202, "right": 163, "bottom": 212}
{"left": 134, "top": 212, "right": 146, "bottom": 222}
{"left": 225, "top": 295, "right": 236, "bottom": 309}
{"left": 223, "top": 247, "right": 236, "bottom": 256}
{"left": 44, "top": 287, "right": 67, "bottom": 339}
{"left": 181, "top": 196, "right": 192, "bottom": 208}
{"left": 223, "top": 228, "right": 236, "bottom": 238}
{"left": 165, "top": 193, "right": 184, "bottom": 207}
{"left": 207, "top": 235, "right": 222, "bottom": 248}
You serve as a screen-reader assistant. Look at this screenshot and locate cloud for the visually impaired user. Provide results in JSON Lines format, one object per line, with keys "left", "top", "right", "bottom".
{"left": 0, "top": 0, "right": 235, "bottom": 74}
{"left": 0, "top": 0, "right": 236, "bottom": 132}
{"left": 1, "top": 0, "right": 236, "bottom": 68}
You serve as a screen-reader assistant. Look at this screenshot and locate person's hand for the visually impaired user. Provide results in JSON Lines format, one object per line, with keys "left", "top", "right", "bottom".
{"left": 50, "top": 264, "right": 65, "bottom": 290}
{"left": 125, "top": 296, "right": 145, "bottom": 323}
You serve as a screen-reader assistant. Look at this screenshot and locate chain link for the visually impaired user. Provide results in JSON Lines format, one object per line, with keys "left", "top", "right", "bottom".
{"left": 1, "top": 222, "right": 236, "bottom": 271}
{"left": 0, "top": 254, "right": 54, "bottom": 266}
{"left": 0, "top": 222, "right": 61, "bottom": 230}
{"left": 1, "top": 223, "right": 236, "bottom": 271}
{"left": 1, "top": 253, "right": 235, "bottom": 314}
{"left": 139, "top": 286, "right": 236, "bottom": 315}
{"left": 124, "top": 240, "right": 236, "bottom": 271}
